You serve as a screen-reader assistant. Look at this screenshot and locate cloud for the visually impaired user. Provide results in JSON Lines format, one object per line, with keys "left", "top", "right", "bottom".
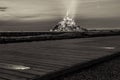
{"left": 0, "top": 0, "right": 120, "bottom": 21}
{"left": 0, "top": 6, "right": 7, "bottom": 11}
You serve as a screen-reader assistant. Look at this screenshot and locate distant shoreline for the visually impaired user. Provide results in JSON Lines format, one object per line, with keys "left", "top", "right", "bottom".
{"left": 0, "top": 30, "right": 120, "bottom": 44}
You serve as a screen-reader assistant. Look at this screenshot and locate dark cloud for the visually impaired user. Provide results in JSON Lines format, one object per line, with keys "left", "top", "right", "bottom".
{"left": 0, "top": 7, "right": 7, "bottom": 11}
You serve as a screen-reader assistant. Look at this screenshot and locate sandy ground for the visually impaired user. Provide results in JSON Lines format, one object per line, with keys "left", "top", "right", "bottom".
{"left": 54, "top": 55, "right": 120, "bottom": 80}
{"left": 0, "top": 36, "right": 120, "bottom": 80}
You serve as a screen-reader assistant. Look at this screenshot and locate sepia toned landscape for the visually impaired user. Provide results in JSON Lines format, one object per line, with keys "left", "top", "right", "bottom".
{"left": 0, "top": 0, "right": 120, "bottom": 80}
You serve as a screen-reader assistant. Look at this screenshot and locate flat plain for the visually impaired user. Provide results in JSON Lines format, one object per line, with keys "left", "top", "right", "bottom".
{"left": 0, "top": 36, "right": 120, "bottom": 80}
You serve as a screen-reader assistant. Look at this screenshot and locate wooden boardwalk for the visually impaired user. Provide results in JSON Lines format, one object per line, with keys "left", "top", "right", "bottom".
{"left": 0, "top": 36, "right": 120, "bottom": 80}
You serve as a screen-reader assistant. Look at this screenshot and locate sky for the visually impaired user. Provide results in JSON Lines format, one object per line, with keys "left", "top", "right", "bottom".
{"left": 0, "top": 0, "right": 120, "bottom": 31}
